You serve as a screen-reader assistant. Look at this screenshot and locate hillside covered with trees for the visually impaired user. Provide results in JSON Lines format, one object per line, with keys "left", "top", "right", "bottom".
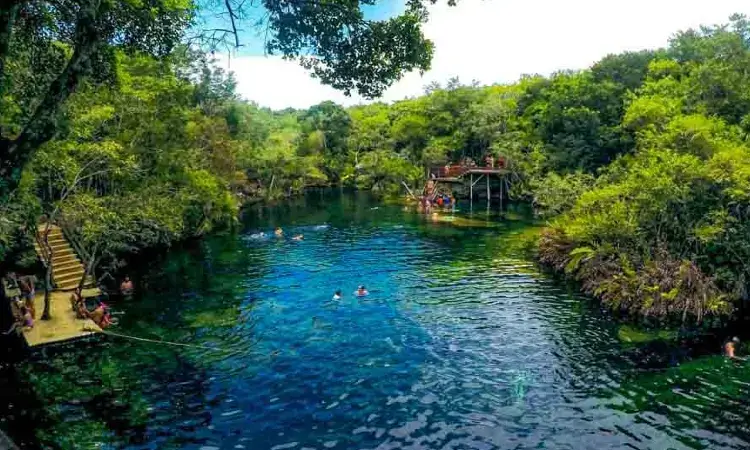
{"left": 2, "top": 7, "right": 750, "bottom": 325}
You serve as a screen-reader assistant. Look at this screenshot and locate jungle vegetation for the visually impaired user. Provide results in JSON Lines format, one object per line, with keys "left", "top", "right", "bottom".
{"left": 2, "top": 3, "right": 750, "bottom": 324}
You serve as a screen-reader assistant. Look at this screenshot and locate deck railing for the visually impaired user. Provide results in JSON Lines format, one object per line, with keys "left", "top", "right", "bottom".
{"left": 429, "top": 165, "right": 469, "bottom": 179}
{"left": 35, "top": 226, "right": 53, "bottom": 268}
{"left": 429, "top": 159, "right": 508, "bottom": 179}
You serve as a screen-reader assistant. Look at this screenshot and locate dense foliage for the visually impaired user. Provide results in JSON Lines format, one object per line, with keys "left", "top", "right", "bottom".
{"left": 3, "top": 10, "right": 750, "bottom": 324}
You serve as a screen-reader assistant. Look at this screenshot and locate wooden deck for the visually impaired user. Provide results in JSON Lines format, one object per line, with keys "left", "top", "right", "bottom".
{"left": 23, "top": 289, "right": 102, "bottom": 347}
{"left": 464, "top": 168, "right": 509, "bottom": 175}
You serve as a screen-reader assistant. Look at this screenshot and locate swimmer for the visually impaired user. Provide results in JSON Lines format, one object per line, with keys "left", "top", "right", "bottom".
{"left": 274, "top": 227, "right": 283, "bottom": 237}
{"left": 332, "top": 290, "right": 342, "bottom": 300}
{"left": 292, "top": 234, "right": 304, "bottom": 241}
{"left": 356, "top": 285, "right": 369, "bottom": 297}
{"left": 724, "top": 337, "right": 745, "bottom": 360}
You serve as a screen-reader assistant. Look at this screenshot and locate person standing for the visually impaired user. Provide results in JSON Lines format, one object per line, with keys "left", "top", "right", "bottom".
{"left": 19, "top": 275, "right": 36, "bottom": 319}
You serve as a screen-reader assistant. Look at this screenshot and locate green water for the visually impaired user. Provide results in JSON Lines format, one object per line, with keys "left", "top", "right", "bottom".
{"left": 1, "top": 191, "right": 749, "bottom": 449}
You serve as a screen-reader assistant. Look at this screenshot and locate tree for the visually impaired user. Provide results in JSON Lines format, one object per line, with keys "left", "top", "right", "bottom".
{"left": 0, "top": 0, "right": 192, "bottom": 200}
{"left": 1, "top": 0, "right": 455, "bottom": 204}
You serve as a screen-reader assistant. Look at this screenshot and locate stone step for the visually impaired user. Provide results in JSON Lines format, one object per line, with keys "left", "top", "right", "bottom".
{"left": 55, "top": 271, "right": 85, "bottom": 286}
{"left": 57, "top": 277, "right": 94, "bottom": 291}
{"left": 49, "top": 238, "right": 70, "bottom": 247}
{"left": 53, "top": 264, "right": 84, "bottom": 278}
{"left": 53, "top": 259, "right": 82, "bottom": 272}
{"left": 52, "top": 253, "right": 81, "bottom": 268}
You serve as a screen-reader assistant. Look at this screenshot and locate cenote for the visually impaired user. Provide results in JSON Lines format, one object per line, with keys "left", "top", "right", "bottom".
{"left": 2, "top": 191, "right": 750, "bottom": 450}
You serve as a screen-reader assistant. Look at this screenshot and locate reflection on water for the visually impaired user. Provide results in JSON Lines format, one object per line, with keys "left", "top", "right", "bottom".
{"left": 1, "top": 191, "right": 750, "bottom": 449}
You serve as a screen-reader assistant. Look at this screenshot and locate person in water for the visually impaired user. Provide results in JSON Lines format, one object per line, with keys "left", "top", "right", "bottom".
{"left": 292, "top": 234, "right": 304, "bottom": 241}
{"left": 356, "top": 285, "right": 369, "bottom": 297}
{"left": 332, "top": 290, "right": 342, "bottom": 300}
{"left": 724, "top": 337, "right": 744, "bottom": 360}
{"left": 120, "top": 276, "right": 134, "bottom": 295}
{"left": 275, "top": 227, "right": 283, "bottom": 237}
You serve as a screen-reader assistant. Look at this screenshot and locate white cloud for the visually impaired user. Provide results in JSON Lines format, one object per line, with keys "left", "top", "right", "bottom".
{"left": 221, "top": 0, "right": 750, "bottom": 110}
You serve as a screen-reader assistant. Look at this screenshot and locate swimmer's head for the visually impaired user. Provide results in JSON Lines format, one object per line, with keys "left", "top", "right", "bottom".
{"left": 335, "top": 290, "right": 341, "bottom": 296}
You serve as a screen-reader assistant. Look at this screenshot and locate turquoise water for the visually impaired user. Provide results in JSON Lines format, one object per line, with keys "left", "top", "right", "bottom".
{"left": 2, "top": 191, "right": 750, "bottom": 449}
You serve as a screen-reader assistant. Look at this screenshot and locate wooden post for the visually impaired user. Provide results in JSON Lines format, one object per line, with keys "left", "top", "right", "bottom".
{"left": 486, "top": 173, "right": 490, "bottom": 210}
{"left": 499, "top": 175, "right": 504, "bottom": 211}
{"left": 470, "top": 173, "right": 473, "bottom": 210}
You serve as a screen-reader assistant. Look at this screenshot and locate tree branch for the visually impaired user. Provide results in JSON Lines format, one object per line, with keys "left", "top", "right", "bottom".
{"left": 0, "top": 0, "right": 102, "bottom": 198}
{"left": 224, "top": 0, "right": 241, "bottom": 48}
{"left": 0, "top": 1, "right": 24, "bottom": 104}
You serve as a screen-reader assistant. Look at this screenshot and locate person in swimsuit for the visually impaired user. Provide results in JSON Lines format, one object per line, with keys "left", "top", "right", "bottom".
{"left": 20, "top": 306, "right": 33, "bottom": 330}
{"left": 724, "top": 337, "right": 744, "bottom": 359}
{"left": 120, "top": 276, "right": 134, "bottom": 295}
{"left": 356, "top": 285, "right": 369, "bottom": 297}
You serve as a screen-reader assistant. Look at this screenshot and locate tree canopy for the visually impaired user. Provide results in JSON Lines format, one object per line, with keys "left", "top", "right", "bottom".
{"left": 0, "top": 0, "right": 447, "bottom": 201}
{"left": 4, "top": 11, "right": 750, "bottom": 325}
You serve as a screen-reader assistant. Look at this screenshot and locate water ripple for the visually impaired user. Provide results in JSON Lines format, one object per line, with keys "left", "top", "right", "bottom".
{"left": 3, "top": 195, "right": 750, "bottom": 450}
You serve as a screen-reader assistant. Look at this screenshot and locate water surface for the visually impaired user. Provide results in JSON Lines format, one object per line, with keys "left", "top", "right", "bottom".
{"left": 1, "top": 191, "right": 749, "bottom": 449}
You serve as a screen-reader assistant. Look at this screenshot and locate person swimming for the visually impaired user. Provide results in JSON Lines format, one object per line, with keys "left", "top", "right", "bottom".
{"left": 724, "top": 337, "right": 744, "bottom": 359}
{"left": 355, "top": 285, "right": 369, "bottom": 297}
{"left": 292, "top": 234, "right": 304, "bottom": 241}
{"left": 332, "top": 290, "right": 342, "bottom": 300}
{"left": 274, "top": 227, "right": 283, "bottom": 237}
{"left": 120, "top": 276, "right": 134, "bottom": 295}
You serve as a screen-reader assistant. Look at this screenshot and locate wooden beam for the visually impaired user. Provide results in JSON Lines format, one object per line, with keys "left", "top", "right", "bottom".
{"left": 499, "top": 175, "right": 504, "bottom": 210}
{"left": 486, "top": 174, "right": 490, "bottom": 210}
{"left": 402, "top": 181, "right": 416, "bottom": 199}
{"left": 470, "top": 174, "right": 485, "bottom": 187}
{"left": 470, "top": 173, "right": 473, "bottom": 210}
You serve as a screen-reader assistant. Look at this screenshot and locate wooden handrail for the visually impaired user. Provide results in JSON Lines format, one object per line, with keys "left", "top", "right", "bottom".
{"left": 34, "top": 227, "right": 53, "bottom": 268}
{"left": 58, "top": 218, "right": 90, "bottom": 266}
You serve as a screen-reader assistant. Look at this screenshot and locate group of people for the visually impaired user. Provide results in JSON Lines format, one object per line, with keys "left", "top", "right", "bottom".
{"left": 252, "top": 227, "right": 304, "bottom": 241}
{"left": 418, "top": 192, "right": 455, "bottom": 214}
{"left": 70, "top": 288, "right": 113, "bottom": 329}
{"left": 332, "top": 285, "right": 369, "bottom": 300}
{"left": 3, "top": 273, "right": 37, "bottom": 333}
{"left": 276, "top": 227, "right": 304, "bottom": 241}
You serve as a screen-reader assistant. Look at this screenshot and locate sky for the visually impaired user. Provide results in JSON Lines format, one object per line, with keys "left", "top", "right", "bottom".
{"left": 214, "top": 0, "right": 750, "bottom": 110}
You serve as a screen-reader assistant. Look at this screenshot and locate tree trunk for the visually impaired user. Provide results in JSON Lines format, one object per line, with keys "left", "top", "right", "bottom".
{"left": 0, "top": 1, "right": 101, "bottom": 199}
{"left": 41, "top": 264, "right": 52, "bottom": 320}
{"left": 79, "top": 256, "right": 97, "bottom": 292}
{"left": 0, "top": 276, "right": 15, "bottom": 336}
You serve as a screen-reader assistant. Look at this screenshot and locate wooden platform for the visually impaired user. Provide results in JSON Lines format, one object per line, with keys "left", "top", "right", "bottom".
{"left": 464, "top": 168, "right": 509, "bottom": 175}
{"left": 23, "top": 290, "right": 102, "bottom": 347}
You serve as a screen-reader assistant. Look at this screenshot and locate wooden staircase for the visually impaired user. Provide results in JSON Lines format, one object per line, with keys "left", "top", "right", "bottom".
{"left": 34, "top": 224, "right": 93, "bottom": 291}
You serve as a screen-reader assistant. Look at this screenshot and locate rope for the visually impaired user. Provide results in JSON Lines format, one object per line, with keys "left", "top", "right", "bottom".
{"left": 91, "top": 328, "right": 241, "bottom": 355}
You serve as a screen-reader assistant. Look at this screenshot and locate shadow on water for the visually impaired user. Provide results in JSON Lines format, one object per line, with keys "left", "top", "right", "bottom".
{"left": 1, "top": 190, "right": 750, "bottom": 449}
